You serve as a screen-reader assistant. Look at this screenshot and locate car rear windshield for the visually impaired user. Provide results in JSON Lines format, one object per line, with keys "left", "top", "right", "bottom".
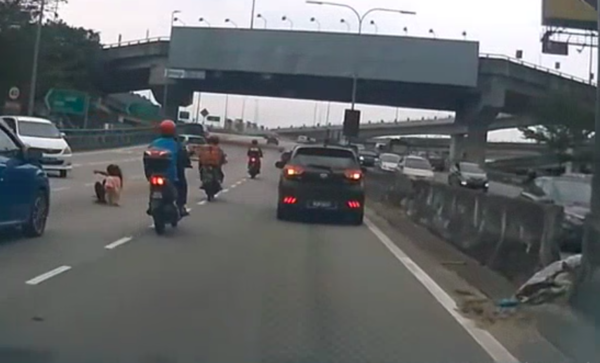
{"left": 18, "top": 121, "right": 61, "bottom": 139}
{"left": 405, "top": 158, "right": 432, "bottom": 170}
{"left": 459, "top": 162, "right": 484, "bottom": 174}
{"left": 380, "top": 154, "right": 401, "bottom": 163}
{"left": 360, "top": 151, "right": 377, "bottom": 157}
{"left": 188, "top": 137, "right": 206, "bottom": 144}
{"left": 292, "top": 148, "right": 357, "bottom": 169}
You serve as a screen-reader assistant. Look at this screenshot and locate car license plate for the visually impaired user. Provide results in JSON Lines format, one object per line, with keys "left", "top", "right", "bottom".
{"left": 309, "top": 200, "right": 334, "bottom": 209}
{"left": 151, "top": 191, "right": 163, "bottom": 199}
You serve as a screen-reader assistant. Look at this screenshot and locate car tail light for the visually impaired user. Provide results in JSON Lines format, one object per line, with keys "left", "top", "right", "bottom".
{"left": 347, "top": 201, "right": 361, "bottom": 209}
{"left": 344, "top": 169, "right": 363, "bottom": 181}
{"left": 282, "top": 196, "right": 297, "bottom": 204}
{"left": 283, "top": 165, "right": 304, "bottom": 178}
{"left": 150, "top": 176, "right": 165, "bottom": 186}
{"left": 250, "top": 157, "right": 257, "bottom": 162}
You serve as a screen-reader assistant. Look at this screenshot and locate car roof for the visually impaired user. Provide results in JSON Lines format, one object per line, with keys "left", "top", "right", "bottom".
{"left": 179, "top": 134, "right": 205, "bottom": 138}
{"left": 0, "top": 115, "right": 53, "bottom": 124}
{"left": 406, "top": 155, "right": 427, "bottom": 160}
{"left": 294, "top": 145, "right": 354, "bottom": 152}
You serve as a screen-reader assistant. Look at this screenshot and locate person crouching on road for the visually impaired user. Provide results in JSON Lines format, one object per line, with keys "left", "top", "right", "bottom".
{"left": 93, "top": 164, "right": 123, "bottom": 206}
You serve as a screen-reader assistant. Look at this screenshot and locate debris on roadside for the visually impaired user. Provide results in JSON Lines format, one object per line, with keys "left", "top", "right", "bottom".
{"left": 514, "top": 254, "right": 581, "bottom": 306}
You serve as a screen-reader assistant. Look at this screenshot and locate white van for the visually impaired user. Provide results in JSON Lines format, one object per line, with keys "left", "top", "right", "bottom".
{"left": 0, "top": 116, "right": 72, "bottom": 177}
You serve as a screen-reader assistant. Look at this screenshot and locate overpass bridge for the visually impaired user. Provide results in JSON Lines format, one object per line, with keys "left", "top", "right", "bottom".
{"left": 98, "top": 28, "right": 594, "bottom": 164}
{"left": 272, "top": 114, "right": 532, "bottom": 140}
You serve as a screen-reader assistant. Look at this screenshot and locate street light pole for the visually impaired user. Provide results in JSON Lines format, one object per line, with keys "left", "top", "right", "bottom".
{"left": 27, "top": 0, "right": 46, "bottom": 116}
{"left": 282, "top": 16, "right": 293, "bottom": 29}
{"left": 257, "top": 14, "right": 267, "bottom": 28}
{"left": 310, "top": 17, "right": 321, "bottom": 30}
{"left": 306, "top": 0, "right": 416, "bottom": 110}
{"left": 250, "top": 0, "right": 257, "bottom": 29}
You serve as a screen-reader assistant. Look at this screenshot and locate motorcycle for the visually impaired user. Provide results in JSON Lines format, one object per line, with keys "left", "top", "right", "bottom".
{"left": 248, "top": 157, "right": 261, "bottom": 179}
{"left": 143, "top": 149, "right": 181, "bottom": 235}
{"left": 200, "top": 165, "right": 222, "bottom": 201}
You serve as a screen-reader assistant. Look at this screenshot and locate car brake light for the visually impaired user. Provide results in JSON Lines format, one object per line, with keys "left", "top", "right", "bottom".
{"left": 282, "top": 196, "right": 297, "bottom": 204}
{"left": 150, "top": 176, "right": 165, "bottom": 186}
{"left": 284, "top": 165, "right": 304, "bottom": 178}
{"left": 347, "top": 201, "right": 361, "bottom": 208}
{"left": 344, "top": 169, "right": 362, "bottom": 181}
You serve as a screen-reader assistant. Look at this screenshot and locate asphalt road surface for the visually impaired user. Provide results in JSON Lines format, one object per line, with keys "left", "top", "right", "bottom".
{"left": 0, "top": 143, "right": 517, "bottom": 363}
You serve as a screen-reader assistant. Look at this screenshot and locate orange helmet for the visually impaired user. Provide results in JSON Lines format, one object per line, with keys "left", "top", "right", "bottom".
{"left": 158, "top": 120, "right": 176, "bottom": 136}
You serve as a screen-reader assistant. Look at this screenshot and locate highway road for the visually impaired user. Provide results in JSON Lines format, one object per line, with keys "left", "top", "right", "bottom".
{"left": 0, "top": 142, "right": 522, "bottom": 362}
{"left": 433, "top": 172, "right": 522, "bottom": 198}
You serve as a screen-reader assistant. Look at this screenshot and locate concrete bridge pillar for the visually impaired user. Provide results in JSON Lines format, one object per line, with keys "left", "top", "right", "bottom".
{"left": 151, "top": 85, "right": 193, "bottom": 121}
{"left": 449, "top": 105, "right": 498, "bottom": 165}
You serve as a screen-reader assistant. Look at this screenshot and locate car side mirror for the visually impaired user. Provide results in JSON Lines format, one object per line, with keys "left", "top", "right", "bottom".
{"left": 275, "top": 161, "right": 285, "bottom": 169}
{"left": 25, "top": 147, "right": 43, "bottom": 163}
{"left": 60, "top": 132, "right": 66, "bottom": 138}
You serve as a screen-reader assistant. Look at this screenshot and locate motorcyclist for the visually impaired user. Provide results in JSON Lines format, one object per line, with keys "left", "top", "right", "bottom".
{"left": 247, "top": 139, "right": 263, "bottom": 170}
{"left": 198, "top": 135, "right": 226, "bottom": 185}
{"left": 175, "top": 134, "right": 192, "bottom": 216}
{"left": 147, "top": 120, "right": 186, "bottom": 216}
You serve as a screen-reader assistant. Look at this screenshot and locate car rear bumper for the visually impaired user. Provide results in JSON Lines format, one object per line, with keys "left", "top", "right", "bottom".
{"left": 278, "top": 181, "right": 365, "bottom": 213}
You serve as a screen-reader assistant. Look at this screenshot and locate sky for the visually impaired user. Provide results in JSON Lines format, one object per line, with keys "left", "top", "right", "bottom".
{"left": 57, "top": 0, "right": 595, "bottom": 142}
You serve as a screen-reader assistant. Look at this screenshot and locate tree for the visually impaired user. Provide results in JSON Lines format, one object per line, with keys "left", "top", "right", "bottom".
{"left": 0, "top": 0, "right": 100, "bottom": 110}
{"left": 519, "top": 93, "right": 594, "bottom": 165}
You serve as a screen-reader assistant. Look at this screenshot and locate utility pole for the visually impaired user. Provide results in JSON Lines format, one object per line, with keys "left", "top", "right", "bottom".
{"left": 27, "top": 0, "right": 46, "bottom": 116}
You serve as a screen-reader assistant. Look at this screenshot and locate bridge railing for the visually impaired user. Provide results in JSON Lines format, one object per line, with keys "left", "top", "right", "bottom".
{"left": 102, "top": 36, "right": 170, "bottom": 49}
{"left": 480, "top": 53, "right": 594, "bottom": 85}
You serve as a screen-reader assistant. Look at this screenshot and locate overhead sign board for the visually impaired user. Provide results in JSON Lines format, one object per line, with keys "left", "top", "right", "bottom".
{"left": 542, "top": 39, "right": 570, "bottom": 55}
{"left": 44, "top": 88, "right": 88, "bottom": 115}
{"left": 206, "top": 116, "right": 221, "bottom": 122}
{"left": 542, "top": 0, "right": 597, "bottom": 30}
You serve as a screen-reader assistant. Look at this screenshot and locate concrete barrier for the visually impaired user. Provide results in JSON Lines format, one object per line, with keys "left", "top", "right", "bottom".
{"left": 62, "top": 126, "right": 278, "bottom": 152}
{"left": 367, "top": 173, "right": 563, "bottom": 284}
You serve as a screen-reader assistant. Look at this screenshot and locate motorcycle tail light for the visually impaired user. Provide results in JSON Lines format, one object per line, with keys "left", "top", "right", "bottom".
{"left": 150, "top": 176, "right": 165, "bottom": 186}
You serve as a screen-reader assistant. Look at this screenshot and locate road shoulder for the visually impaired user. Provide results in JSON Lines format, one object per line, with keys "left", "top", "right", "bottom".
{"left": 365, "top": 199, "right": 572, "bottom": 363}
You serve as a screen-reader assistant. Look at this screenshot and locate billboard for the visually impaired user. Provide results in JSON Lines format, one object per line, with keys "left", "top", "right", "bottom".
{"left": 542, "top": 0, "right": 597, "bottom": 30}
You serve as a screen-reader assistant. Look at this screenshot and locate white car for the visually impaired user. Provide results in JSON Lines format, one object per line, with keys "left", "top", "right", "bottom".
{"left": 378, "top": 153, "right": 401, "bottom": 172}
{"left": 0, "top": 116, "right": 72, "bottom": 178}
{"left": 400, "top": 155, "right": 434, "bottom": 181}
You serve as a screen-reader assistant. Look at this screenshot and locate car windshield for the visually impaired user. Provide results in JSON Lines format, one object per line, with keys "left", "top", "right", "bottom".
{"left": 552, "top": 180, "right": 591, "bottom": 206}
{"left": 293, "top": 148, "right": 357, "bottom": 169}
{"left": 380, "top": 154, "right": 400, "bottom": 163}
{"left": 459, "top": 162, "right": 484, "bottom": 174}
{"left": 360, "top": 151, "right": 377, "bottom": 157}
{"left": 405, "top": 158, "right": 432, "bottom": 170}
{"left": 187, "top": 137, "right": 206, "bottom": 144}
{"left": 18, "top": 121, "right": 62, "bottom": 138}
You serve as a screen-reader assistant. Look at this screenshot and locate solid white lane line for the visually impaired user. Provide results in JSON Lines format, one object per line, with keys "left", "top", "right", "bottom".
{"left": 365, "top": 218, "right": 519, "bottom": 363}
{"left": 84, "top": 182, "right": 95, "bottom": 187}
{"left": 105, "top": 236, "right": 133, "bottom": 250}
{"left": 221, "top": 189, "right": 230, "bottom": 193}
{"left": 197, "top": 200, "right": 207, "bottom": 206}
{"left": 26, "top": 266, "right": 72, "bottom": 285}
{"left": 51, "top": 187, "right": 70, "bottom": 192}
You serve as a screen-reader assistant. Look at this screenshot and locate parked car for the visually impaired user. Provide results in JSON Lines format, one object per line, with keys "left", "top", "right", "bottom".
{"left": 520, "top": 174, "right": 591, "bottom": 252}
{"left": 0, "top": 118, "right": 50, "bottom": 237}
{"left": 399, "top": 155, "right": 434, "bottom": 181}
{"left": 0, "top": 116, "right": 72, "bottom": 178}
{"left": 275, "top": 145, "right": 366, "bottom": 225}
{"left": 448, "top": 162, "right": 489, "bottom": 192}
{"left": 377, "top": 153, "right": 401, "bottom": 172}
{"left": 358, "top": 150, "right": 378, "bottom": 167}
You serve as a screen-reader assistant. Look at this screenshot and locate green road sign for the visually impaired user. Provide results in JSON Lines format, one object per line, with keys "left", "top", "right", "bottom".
{"left": 44, "top": 89, "right": 87, "bottom": 115}
{"left": 127, "top": 102, "right": 160, "bottom": 119}
{"left": 206, "top": 116, "right": 221, "bottom": 122}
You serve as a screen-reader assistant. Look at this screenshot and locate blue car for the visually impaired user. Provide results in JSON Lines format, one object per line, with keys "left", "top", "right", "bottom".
{"left": 0, "top": 119, "right": 50, "bottom": 237}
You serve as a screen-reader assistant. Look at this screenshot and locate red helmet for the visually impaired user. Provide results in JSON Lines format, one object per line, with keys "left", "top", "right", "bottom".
{"left": 208, "top": 135, "right": 220, "bottom": 145}
{"left": 158, "top": 120, "right": 176, "bottom": 136}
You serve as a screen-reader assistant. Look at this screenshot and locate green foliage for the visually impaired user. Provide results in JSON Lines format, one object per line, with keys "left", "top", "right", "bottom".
{"left": 519, "top": 94, "right": 594, "bottom": 161}
{"left": 0, "top": 0, "right": 101, "bottom": 107}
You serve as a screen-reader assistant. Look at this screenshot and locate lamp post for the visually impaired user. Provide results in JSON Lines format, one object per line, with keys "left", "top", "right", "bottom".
{"left": 340, "top": 18, "right": 350, "bottom": 31}
{"left": 250, "top": 0, "right": 257, "bottom": 28}
{"left": 306, "top": 0, "right": 416, "bottom": 110}
{"left": 281, "top": 15, "right": 293, "bottom": 29}
{"left": 225, "top": 18, "right": 238, "bottom": 28}
{"left": 256, "top": 14, "right": 267, "bottom": 28}
{"left": 198, "top": 17, "right": 211, "bottom": 26}
{"left": 162, "top": 10, "right": 181, "bottom": 117}
{"left": 370, "top": 20, "right": 378, "bottom": 34}
{"left": 310, "top": 17, "right": 321, "bottom": 30}
{"left": 27, "top": 0, "right": 47, "bottom": 116}
{"left": 429, "top": 29, "right": 436, "bottom": 38}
